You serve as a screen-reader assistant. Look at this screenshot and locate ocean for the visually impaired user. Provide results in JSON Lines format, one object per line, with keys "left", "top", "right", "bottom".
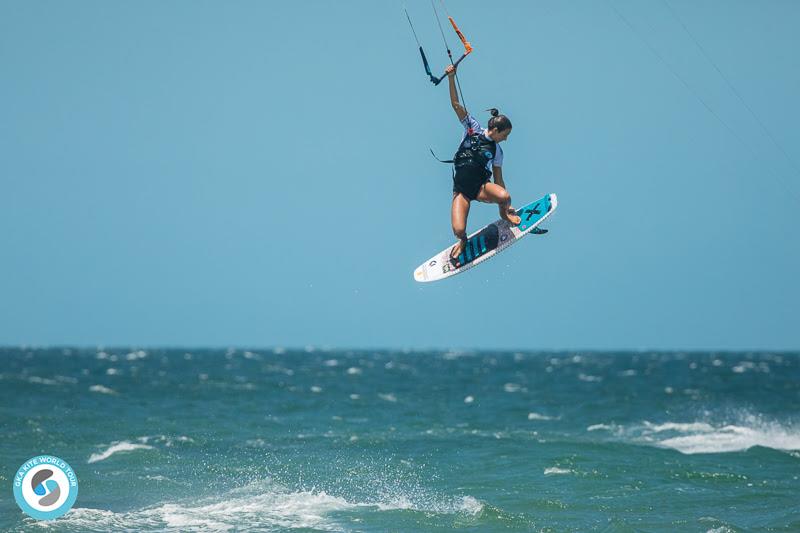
{"left": 1, "top": 347, "right": 798, "bottom": 532}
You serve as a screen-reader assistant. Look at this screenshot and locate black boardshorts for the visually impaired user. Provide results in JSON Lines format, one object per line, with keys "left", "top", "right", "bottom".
{"left": 453, "top": 168, "right": 490, "bottom": 201}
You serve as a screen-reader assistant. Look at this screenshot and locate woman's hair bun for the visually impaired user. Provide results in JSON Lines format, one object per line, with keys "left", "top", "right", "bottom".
{"left": 486, "top": 108, "right": 512, "bottom": 132}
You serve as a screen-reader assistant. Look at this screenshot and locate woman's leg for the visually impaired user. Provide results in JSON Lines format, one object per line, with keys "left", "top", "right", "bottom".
{"left": 477, "top": 183, "right": 521, "bottom": 225}
{"left": 450, "top": 192, "right": 471, "bottom": 260}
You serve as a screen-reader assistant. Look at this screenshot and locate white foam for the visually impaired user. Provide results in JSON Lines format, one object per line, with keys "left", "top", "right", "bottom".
{"left": 615, "top": 415, "right": 800, "bottom": 454}
{"left": 442, "top": 350, "right": 473, "bottom": 360}
{"left": 142, "top": 475, "right": 172, "bottom": 482}
{"left": 544, "top": 467, "right": 572, "bottom": 475}
{"left": 157, "top": 488, "right": 353, "bottom": 531}
{"left": 28, "top": 376, "right": 58, "bottom": 385}
{"left": 527, "top": 412, "right": 555, "bottom": 421}
{"left": 704, "top": 524, "right": 737, "bottom": 533}
{"left": 459, "top": 495, "right": 484, "bottom": 515}
{"left": 587, "top": 424, "right": 613, "bottom": 432}
{"left": 88, "top": 442, "right": 154, "bottom": 463}
{"left": 125, "top": 350, "right": 148, "bottom": 360}
{"left": 89, "top": 384, "right": 117, "bottom": 395}
{"left": 135, "top": 435, "right": 194, "bottom": 447}
{"left": 375, "top": 493, "right": 483, "bottom": 515}
{"left": 645, "top": 421, "right": 715, "bottom": 433}
{"left": 731, "top": 361, "right": 770, "bottom": 374}
{"left": 43, "top": 481, "right": 482, "bottom": 531}
{"left": 165, "top": 435, "right": 194, "bottom": 447}
{"left": 47, "top": 487, "right": 354, "bottom": 531}
{"left": 658, "top": 423, "right": 800, "bottom": 454}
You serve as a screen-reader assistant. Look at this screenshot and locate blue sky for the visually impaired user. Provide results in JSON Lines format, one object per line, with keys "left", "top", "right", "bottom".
{"left": 1, "top": 0, "right": 798, "bottom": 351}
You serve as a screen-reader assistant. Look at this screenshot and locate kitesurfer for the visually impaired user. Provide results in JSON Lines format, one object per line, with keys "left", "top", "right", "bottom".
{"left": 445, "top": 64, "right": 521, "bottom": 263}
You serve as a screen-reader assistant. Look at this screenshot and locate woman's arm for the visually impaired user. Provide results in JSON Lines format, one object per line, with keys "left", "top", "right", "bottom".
{"left": 445, "top": 65, "right": 467, "bottom": 122}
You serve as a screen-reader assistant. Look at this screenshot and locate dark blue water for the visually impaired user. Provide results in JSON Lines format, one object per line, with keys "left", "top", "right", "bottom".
{"left": 2, "top": 347, "right": 799, "bottom": 531}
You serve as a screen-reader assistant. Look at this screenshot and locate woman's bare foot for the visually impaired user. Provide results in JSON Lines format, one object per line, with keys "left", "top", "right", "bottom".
{"left": 500, "top": 206, "right": 521, "bottom": 226}
{"left": 449, "top": 238, "right": 467, "bottom": 265}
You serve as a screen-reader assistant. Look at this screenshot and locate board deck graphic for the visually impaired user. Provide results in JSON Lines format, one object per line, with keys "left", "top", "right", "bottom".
{"left": 413, "top": 193, "right": 557, "bottom": 282}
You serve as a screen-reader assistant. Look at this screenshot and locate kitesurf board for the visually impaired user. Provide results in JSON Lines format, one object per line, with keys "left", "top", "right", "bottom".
{"left": 413, "top": 193, "right": 557, "bottom": 282}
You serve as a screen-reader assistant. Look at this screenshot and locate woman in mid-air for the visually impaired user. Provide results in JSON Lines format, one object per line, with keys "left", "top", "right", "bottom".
{"left": 444, "top": 64, "right": 520, "bottom": 265}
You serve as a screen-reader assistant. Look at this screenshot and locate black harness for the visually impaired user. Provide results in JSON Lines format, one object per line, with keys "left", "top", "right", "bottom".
{"left": 433, "top": 130, "right": 497, "bottom": 179}
{"left": 453, "top": 131, "right": 496, "bottom": 177}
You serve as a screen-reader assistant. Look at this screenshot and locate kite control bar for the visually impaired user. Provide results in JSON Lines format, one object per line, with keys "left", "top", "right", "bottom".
{"left": 405, "top": 6, "right": 473, "bottom": 86}
{"left": 430, "top": 16, "right": 472, "bottom": 85}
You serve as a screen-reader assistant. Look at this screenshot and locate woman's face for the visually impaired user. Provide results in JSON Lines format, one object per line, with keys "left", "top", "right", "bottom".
{"left": 489, "top": 127, "right": 512, "bottom": 142}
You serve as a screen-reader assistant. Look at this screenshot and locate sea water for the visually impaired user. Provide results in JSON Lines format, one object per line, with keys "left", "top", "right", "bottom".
{"left": 1, "top": 347, "right": 798, "bottom": 532}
